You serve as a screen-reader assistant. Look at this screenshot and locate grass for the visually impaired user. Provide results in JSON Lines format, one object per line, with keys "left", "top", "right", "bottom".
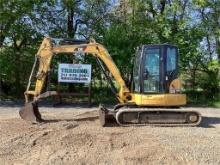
{"left": 212, "top": 100, "right": 220, "bottom": 108}
{"left": 186, "top": 90, "right": 220, "bottom": 108}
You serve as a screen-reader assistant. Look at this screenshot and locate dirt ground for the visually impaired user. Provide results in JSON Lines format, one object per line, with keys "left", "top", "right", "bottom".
{"left": 0, "top": 103, "right": 220, "bottom": 165}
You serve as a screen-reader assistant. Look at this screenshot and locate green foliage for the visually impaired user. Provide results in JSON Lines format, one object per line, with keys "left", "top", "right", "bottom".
{"left": 0, "top": 0, "right": 219, "bottom": 105}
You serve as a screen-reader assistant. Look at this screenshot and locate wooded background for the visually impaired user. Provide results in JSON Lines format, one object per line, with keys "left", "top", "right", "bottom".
{"left": 0, "top": 0, "right": 219, "bottom": 106}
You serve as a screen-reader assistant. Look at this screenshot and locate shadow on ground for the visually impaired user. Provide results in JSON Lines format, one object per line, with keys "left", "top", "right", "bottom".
{"left": 36, "top": 115, "right": 99, "bottom": 124}
{"left": 35, "top": 116, "right": 120, "bottom": 127}
{"left": 199, "top": 116, "right": 220, "bottom": 128}
{"left": 42, "top": 116, "right": 220, "bottom": 128}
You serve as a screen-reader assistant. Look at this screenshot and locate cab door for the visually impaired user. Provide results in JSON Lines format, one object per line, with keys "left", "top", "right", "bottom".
{"left": 141, "top": 47, "right": 162, "bottom": 93}
{"left": 165, "top": 46, "right": 178, "bottom": 92}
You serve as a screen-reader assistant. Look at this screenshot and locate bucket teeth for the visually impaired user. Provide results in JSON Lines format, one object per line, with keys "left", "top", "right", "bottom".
{"left": 19, "top": 102, "right": 43, "bottom": 123}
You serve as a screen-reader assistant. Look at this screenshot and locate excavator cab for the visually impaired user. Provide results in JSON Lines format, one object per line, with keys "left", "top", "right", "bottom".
{"left": 129, "top": 44, "right": 186, "bottom": 107}
{"left": 133, "top": 44, "right": 178, "bottom": 94}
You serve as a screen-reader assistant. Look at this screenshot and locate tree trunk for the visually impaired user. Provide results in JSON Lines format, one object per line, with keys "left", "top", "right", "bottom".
{"left": 206, "top": 35, "right": 213, "bottom": 61}
{"left": 14, "top": 51, "right": 21, "bottom": 96}
{"left": 67, "top": 7, "right": 75, "bottom": 93}
{"left": 13, "top": 39, "right": 25, "bottom": 96}
{"left": 0, "top": 75, "right": 2, "bottom": 97}
{"left": 216, "top": 37, "right": 220, "bottom": 63}
{"left": 67, "top": 8, "right": 74, "bottom": 38}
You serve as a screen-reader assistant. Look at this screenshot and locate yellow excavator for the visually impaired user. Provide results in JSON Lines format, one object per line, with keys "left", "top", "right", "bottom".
{"left": 19, "top": 37, "right": 202, "bottom": 126}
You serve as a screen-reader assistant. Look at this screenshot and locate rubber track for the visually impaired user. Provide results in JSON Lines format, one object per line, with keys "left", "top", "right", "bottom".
{"left": 115, "top": 108, "right": 202, "bottom": 127}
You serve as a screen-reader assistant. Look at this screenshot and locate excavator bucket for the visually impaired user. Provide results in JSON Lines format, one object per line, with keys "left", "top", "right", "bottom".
{"left": 19, "top": 102, "right": 43, "bottom": 123}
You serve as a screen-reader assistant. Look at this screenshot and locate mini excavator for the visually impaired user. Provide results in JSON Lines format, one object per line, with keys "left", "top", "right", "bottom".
{"left": 19, "top": 37, "right": 202, "bottom": 126}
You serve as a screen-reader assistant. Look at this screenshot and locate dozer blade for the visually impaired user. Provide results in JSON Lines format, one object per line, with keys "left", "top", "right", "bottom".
{"left": 115, "top": 108, "right": 202, "bottom": 127}
{"left": 98, "top": 105, "right": 117, "bottom": 127}
{"left": 99, "top": 105, "right": 107, "bottom": 127}
{"left": 19, "top": 102, "right": 43, "bottom": 123}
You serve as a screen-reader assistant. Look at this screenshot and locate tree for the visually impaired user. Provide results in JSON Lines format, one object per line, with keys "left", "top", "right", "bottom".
{"left": 0, "top": 0, "right": 219, "bottom": 102}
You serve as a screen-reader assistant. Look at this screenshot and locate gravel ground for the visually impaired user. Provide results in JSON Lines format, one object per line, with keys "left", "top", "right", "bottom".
{"left": 0, "top": 104, "right": 220, "bottom": 165}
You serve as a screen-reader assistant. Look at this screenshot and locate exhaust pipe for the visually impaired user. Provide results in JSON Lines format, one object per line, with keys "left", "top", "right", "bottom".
{"left": 19, "top": 101, "right": 43, "bottom": 123}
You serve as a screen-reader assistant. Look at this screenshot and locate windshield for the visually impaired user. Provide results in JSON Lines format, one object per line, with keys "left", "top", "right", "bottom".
{"left": 143, "top": 48, "right": 160, "bottom": 93}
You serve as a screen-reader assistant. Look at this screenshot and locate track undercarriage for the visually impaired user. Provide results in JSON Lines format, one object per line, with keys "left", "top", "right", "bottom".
{"left": 19, "top": 102, "right": 202, "bottom": 127}
{"left": 99, "top": 105, "right": 202, "bottom": 127}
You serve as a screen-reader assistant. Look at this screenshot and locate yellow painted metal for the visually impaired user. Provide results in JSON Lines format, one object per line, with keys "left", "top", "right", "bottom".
{"left": 131, "top": 93, "right": 186, "bottom": 106}
{"left": 169, "top": 79, "right": 182, "bottom": 93}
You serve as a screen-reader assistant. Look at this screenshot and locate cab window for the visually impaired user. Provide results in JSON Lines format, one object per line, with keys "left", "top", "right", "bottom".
{"left": 167, "top": 47, "right": 177, "bottom": 72}
{"left": 133, "top": 48, "right": 141, "bottom": 92}
{"left": 143, "top": 48, "right": 160, "bottom": 93}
